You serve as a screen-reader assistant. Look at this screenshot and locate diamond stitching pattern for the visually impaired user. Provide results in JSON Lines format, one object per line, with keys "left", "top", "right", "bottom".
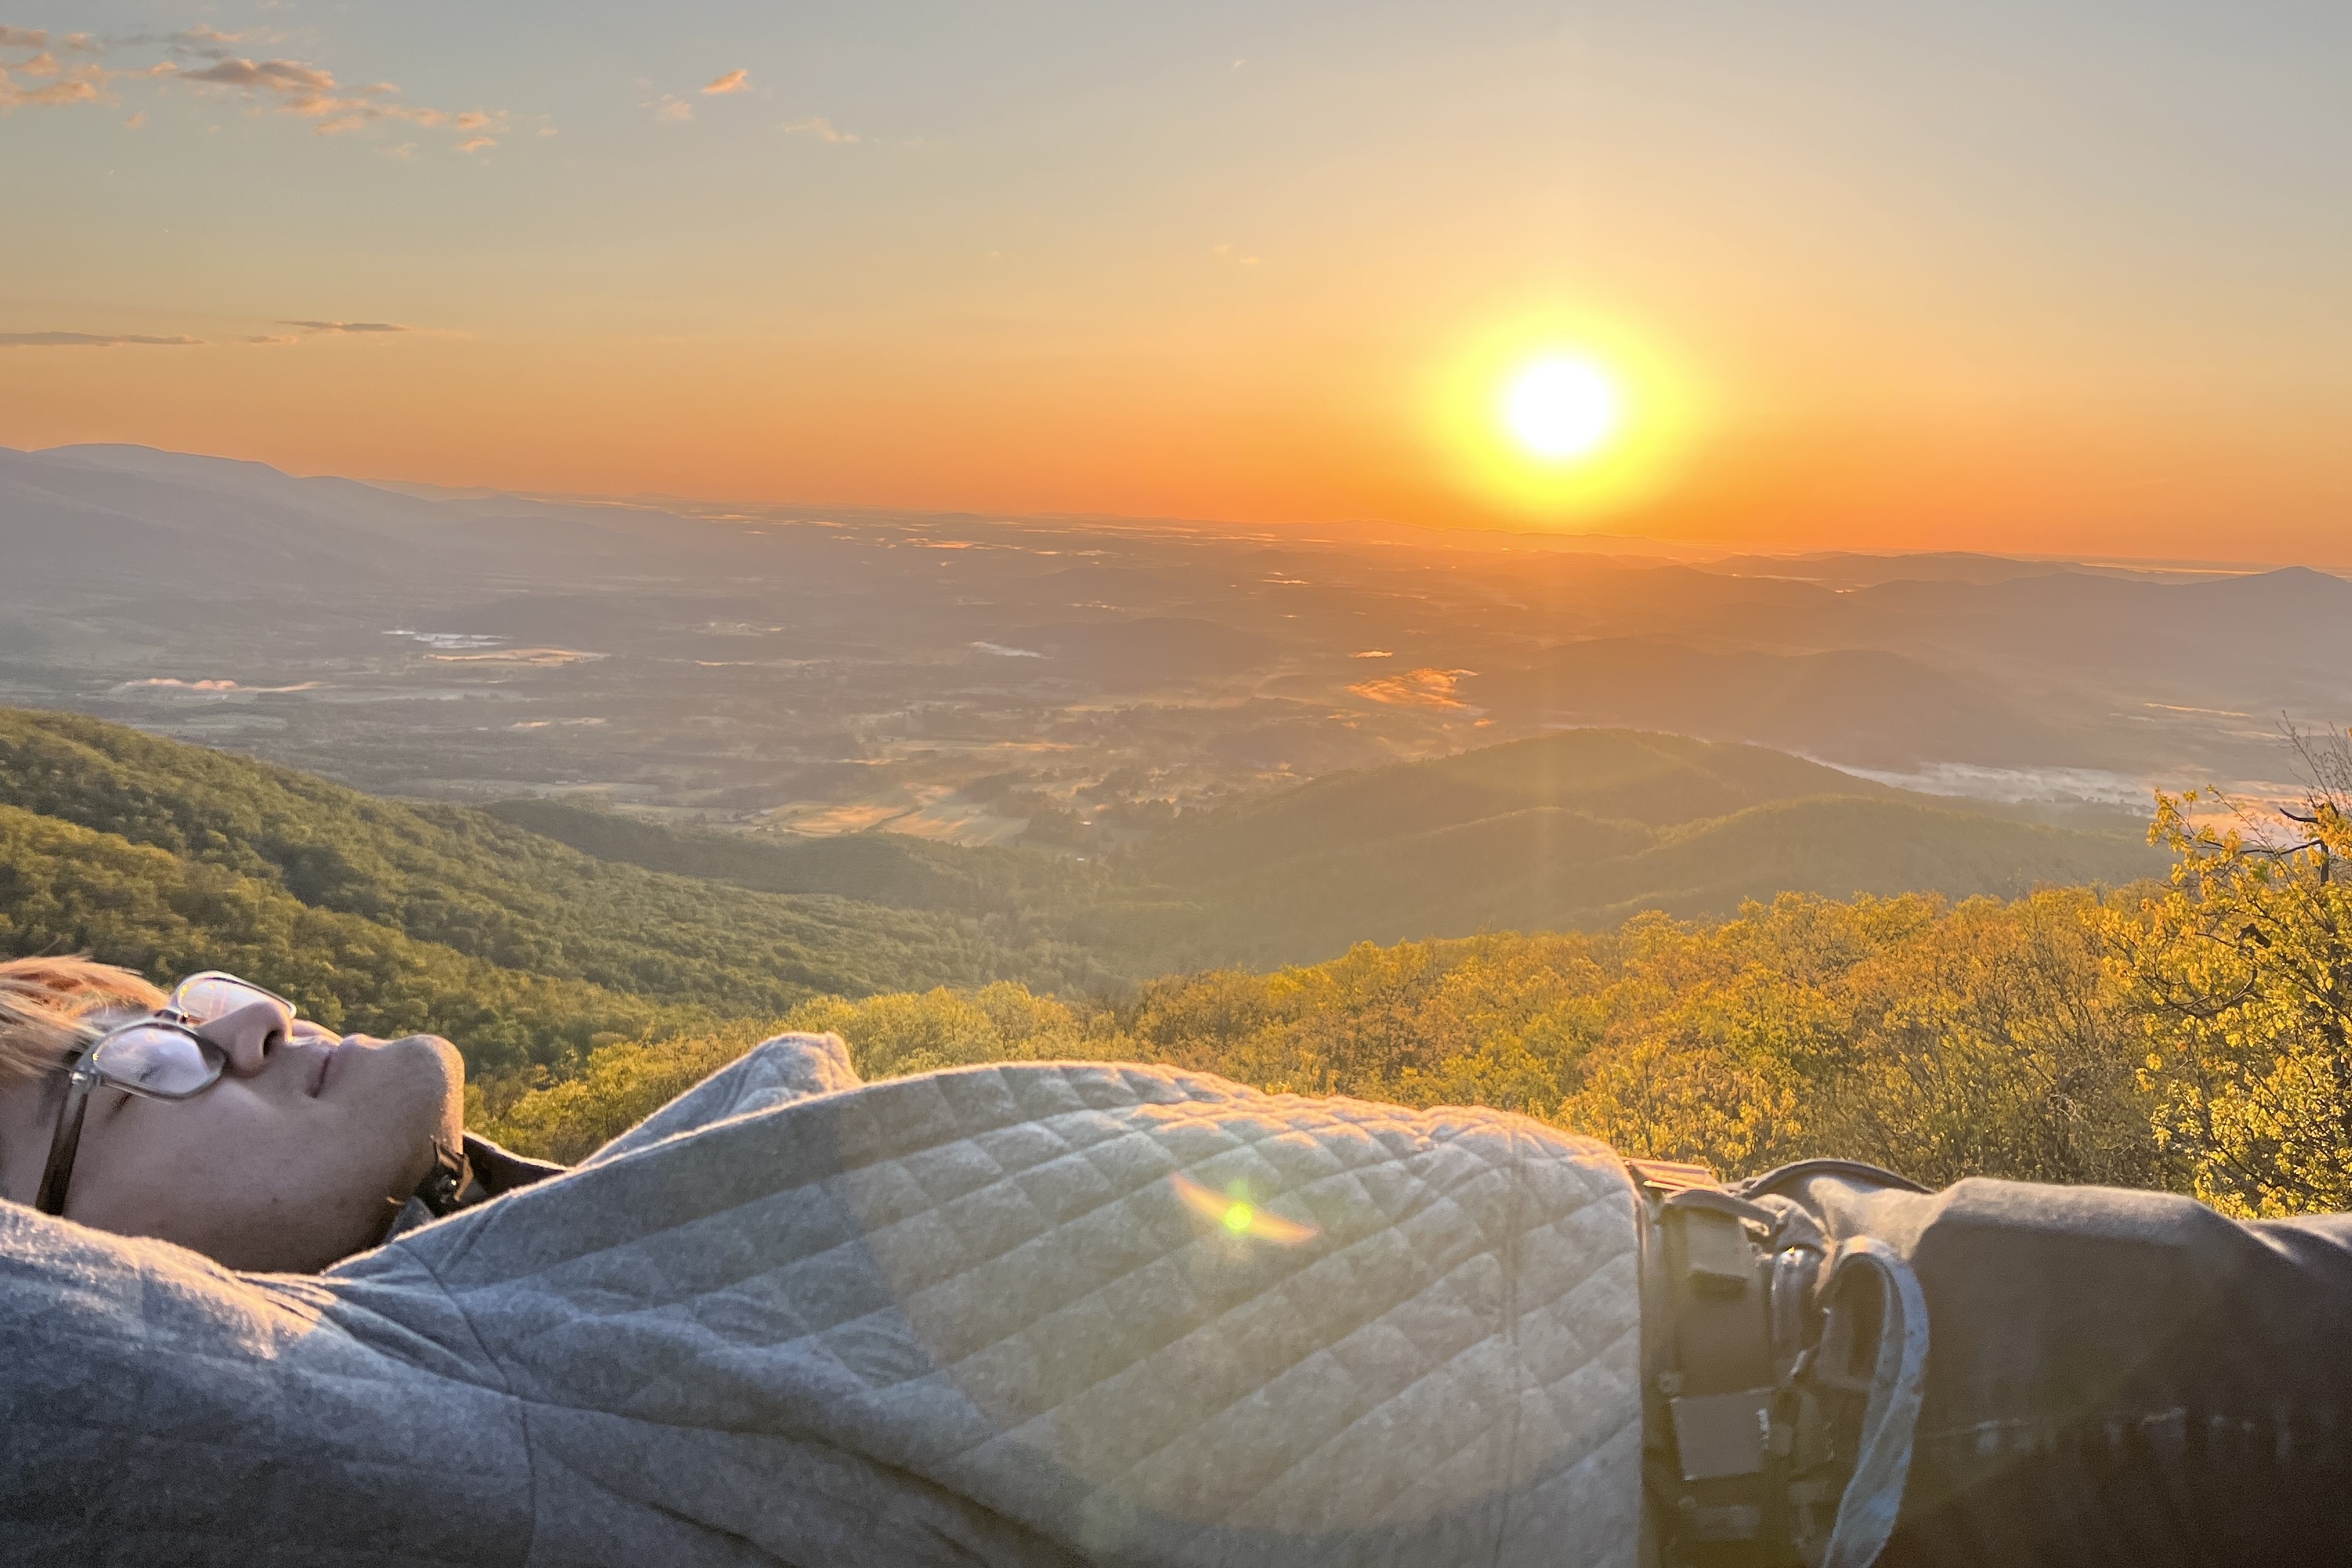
{"left": 426, "top": 1051, "right": 1644, "bottom": 1567}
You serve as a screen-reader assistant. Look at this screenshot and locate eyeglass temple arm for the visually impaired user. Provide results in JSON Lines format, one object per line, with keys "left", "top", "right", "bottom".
{"left": 36, "top": 1063, "right": 99, "bottom": 1217}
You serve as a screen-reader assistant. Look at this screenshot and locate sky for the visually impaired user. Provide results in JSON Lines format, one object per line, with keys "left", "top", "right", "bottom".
{"left": 2, "top": 1, "right": 2349, "bottom": 559}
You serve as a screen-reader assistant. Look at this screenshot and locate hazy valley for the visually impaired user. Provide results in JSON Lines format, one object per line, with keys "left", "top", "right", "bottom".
{"left": 6, "top": 442, "right": 2346, "bottom": 872}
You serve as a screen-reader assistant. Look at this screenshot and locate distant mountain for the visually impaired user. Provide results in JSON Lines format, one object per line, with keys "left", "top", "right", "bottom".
{"left": 0, "top": 444, "right": 457, "bottom": 606}
{"left": 1695, "top": 550, "right": 2076, "bottom": 588}
{"left": 0, "top": 443, "right": 659, "bottom": 613}
{"left": 1776, "top": 566, "right": 2352, "bottom": 702}
{"left": 483, "top": 794, "right": 1107, "bottom": 920}
{"left": 1128, "top": 729, "right": 2160, "bottom": 962}
{"left": 1141, "top": 726, "right": 1889, "bottom": 879}
{"left": 1461, "top": 640, "right": 2082, "bottom": 769}
{"left": 503, "top": 727, "right": 2163, "bottom": 972}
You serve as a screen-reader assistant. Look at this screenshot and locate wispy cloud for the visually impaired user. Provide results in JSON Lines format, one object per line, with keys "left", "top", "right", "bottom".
{"left": 281, "top": 319, "right": 410, "bottom": 335}
{"left": 168, "top": 25, "right": 261, "bottom": 52}
{"left": 244, "top": 334, "right": 299, "bottom": 345}
{"left": 702, "top": 68, "right": 749, "bottom": 95}
{"left": 0, "top": 24, "right": 522, "bottom": 149}
{"left": 781, "top": 115, "right": 856, "bottom": 143}
{"left": 654, "top": 96, "right": 691, "bottom": 121}
{"left": 180, "top": 57, "right": 335, "bottom": 93}
{"left": 176, "top": 54, "right": 510, "bottom": 140}
{"left": 0, "top": 331, "right": 203, "bottom": 348}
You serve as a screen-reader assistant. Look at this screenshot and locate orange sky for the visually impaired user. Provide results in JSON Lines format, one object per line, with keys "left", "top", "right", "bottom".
{"left": 3, "top": 3, "right": 2348, "bottom": 560}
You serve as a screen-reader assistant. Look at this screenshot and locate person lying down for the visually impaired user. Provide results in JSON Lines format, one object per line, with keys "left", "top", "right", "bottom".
{"left": 3, "top": 958, "right": 2349, "bottom": 1568}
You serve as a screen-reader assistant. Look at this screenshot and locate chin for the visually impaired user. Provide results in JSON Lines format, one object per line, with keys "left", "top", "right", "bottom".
{"left": 339, "top": 1033, "right": 465, "bottom": 1146}
{"left": 387, "top": 1033, "right": 466, "bottom": 1137}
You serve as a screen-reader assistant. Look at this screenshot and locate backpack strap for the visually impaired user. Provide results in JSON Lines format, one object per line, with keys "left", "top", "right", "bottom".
{"left": 1629, "top": 1159, "right": 1867, "bottom": 1568}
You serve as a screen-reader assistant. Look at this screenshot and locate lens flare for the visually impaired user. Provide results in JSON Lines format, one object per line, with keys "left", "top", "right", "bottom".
{"left": 1503, "top": 357, "right": 1620, "bottom": 462}
{"left": 1171, "top": 1171, "right": 1318, "bottom": 1244}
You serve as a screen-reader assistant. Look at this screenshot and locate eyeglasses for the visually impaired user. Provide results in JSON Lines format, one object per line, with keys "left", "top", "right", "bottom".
{"left": 35, "top": 971, "right": 295, "bottom": 1218}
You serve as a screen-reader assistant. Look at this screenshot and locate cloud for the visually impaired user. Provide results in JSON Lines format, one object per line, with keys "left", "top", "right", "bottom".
{"left": 0, "top": 27, "right": 521, "bottom": 147}
{"left": 281, "top": 320, "right": 410, "bottom": 335}
{"left": 243, "top": 334, "right": 299, "bottom": 345}
{"left": 653, "top": 94, "right": 692, "bottom": 120}
{"left": 0, "top": 35, "right": 115, "bottom": 111}
{"left": 2, "top": 26, "right": 536, "bottom": 149}
{"left": 702, "top": 68, "right": 749, "bottom": 95}
{"left": 0, "top": 73, "right": 101, "bottom": 109}
{"left": 781, "top": 115, "right": 855, "bottom": 142}
{"left": 167, "top": 25, "right": 259, "bottom": 54}
{"left": 1212, "top": 242, "right": 1261, "bottom": 267}
{"left": 0, "top": 331, "right": 203, "bottom": 348}
{"left": 162, "top": 39, "right": 512, "bottom": 145}
{"left": 180, "top": 57, "right": 335, "bottom": 92}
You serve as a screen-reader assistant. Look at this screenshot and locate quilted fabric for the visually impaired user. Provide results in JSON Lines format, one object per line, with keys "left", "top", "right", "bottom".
{"left": 1, "top": 1036, "right": 1644, "bottom": 1567}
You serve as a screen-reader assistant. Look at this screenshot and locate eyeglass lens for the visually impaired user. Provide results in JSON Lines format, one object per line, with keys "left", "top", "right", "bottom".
{"left": 89, "top": 1023, "right": 220, "bottom": 1096}
{"left": 172, "top": 973, "right": 285, "bottom": 1025}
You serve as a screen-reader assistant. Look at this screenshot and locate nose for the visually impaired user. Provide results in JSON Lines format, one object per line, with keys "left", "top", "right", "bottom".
{"left": 192, "top": 998, "right": 295, "bottom": 1077}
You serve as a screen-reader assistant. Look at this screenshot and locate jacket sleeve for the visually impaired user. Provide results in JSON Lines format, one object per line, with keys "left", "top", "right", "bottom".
{"left": 573, "top": 1032, "right": 864, "bottom": 1168}
{"left": 0, "top": 1203, "right": 534, "bottom": 1567}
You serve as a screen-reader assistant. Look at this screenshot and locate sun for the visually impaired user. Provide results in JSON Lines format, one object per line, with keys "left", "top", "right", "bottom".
{"left": 1502, "top": 355, "right": 1621, "bottom": 463}
{"left": 1425, "top": 311, "right": 1700, "bottom": 526}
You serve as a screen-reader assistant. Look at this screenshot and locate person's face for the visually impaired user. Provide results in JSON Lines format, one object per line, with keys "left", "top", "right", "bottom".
{"left": 0, "top": 998, "right": 464, "bottom": 1272}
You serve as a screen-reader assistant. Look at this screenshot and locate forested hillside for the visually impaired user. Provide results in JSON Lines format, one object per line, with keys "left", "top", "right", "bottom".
{"left": 24, "top": 704, "right": 2328, "bottom": 1220}
{"left": 504, "top": 728, "right": 2162, "bottom": 968}
{"left": 0, "top": 802, "right": 664, "bottom": 1070}
{"left": 481, "top": 763, "right": 2352, "bottom": 1222}
{"left": 483, "top": 795, "right": 1124, "bottom": 925}
{"left": 0, "top": 709, "right": 1114, "bottom": 1065}
{"left": 483, "top": 891, "right": 2166, "bottom": 1188}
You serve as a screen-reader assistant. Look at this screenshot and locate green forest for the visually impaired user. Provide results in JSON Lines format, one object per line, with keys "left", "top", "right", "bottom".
{"left": 6, "top": 706, "right": 2349, "bottom": 1219}
{"left": 0, "top": 708, "right": 1114, "bottom": 1069}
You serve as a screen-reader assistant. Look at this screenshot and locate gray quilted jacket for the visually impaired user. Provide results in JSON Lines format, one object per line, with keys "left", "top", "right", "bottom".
{"left": 1, "top": 1036, "right": 1646, "bottom": 1567}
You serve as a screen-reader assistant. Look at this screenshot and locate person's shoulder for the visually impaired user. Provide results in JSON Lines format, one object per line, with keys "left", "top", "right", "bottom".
{"left": 573, "top": 1033, "right": 864, "bottom": 1168}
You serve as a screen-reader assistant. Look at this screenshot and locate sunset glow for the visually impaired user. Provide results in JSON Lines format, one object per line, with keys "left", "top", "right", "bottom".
{"left": 0, "top": 5, "right": 2346, "bottom": 557}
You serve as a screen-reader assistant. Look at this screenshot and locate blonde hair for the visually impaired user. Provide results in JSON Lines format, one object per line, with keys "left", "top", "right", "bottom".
{"left": 0, "top": 956, "right": 167, "bottom": 1088}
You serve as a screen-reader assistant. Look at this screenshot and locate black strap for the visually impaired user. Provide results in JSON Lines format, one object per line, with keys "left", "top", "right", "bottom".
{"left": 1635, "top": 1164, "right": 1865, "bottom": 1567}
{"left": 409, "top": 1140, "right": 471, "bottom": 1217}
